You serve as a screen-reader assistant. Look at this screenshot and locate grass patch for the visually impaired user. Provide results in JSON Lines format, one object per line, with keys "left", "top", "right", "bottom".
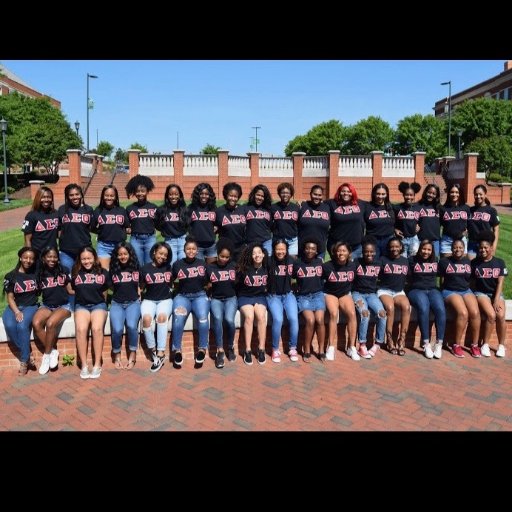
{"left": 0, "top": 199, "right": 32, "bottom": 212}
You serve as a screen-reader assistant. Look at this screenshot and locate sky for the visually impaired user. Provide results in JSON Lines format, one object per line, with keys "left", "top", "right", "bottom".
{"left": 0, "top": 60, "right": 506, "bottom": 156}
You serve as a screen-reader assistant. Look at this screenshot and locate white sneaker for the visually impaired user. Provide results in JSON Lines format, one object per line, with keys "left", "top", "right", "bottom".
{"left": 480, "top": 343, "right": 491, "bottom": 357}
{"left": 347, "top": 346, "right": 361, "bottom": 361}
{"left": 496, "top": 344, "right": 506, "bottom": 358}
{"left": 326, "top": 346, "right": 335, "bottom": 361}
{"left": 39, "top": 354, "right": 51, "bottom": 375}
{"left": 433, "top": 342, "right": 443, "bottom": 359}
{"left": 423, "top": 342, "right": 434, "bottom": 359}
{"left": 89, "top": 366, "right": 102, "bottom": 379}
{"left": 80, "top": 366, "right": 90, "bottom": 379}
{"left": 49, "top": 349, "right": 59, "bottom": 369}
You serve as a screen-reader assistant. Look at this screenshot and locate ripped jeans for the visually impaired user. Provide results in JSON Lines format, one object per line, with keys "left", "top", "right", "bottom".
{"left": 171, "top": 291, "right": 210, "bottom": 351}
{"left": 352, "top": 291, "right": 386, "bottom": 344}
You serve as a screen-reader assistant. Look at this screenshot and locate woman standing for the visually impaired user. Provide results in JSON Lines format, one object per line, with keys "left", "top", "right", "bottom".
{"left": 32, "top": 247, "right": 73, "bottom": 374}
{"left": 271, "top": 183, "right": 300, "bottom": 257}
{"left": 243, "top": 184, "right": 273, "bottom": 256}
{"left": 417, "top": 184, "right": 441, "bottom": 257}
{"left": 298, "top": 185, "right": 330, "bottom": 260}
{"left": 467, "top": 185, "right": 500, "bottom": 260}
{"left": 363, "top": 183, "right": 395, "bottom": 257}
{"left": 439, "top": 184, "right": 470, "bottom": 258}
{"left": 2, "top": 247, "right": 39, "bottom": 375}
{"left": 22, "top": 187, "right": 59, "bottom": 257}
{"left": 394, "top": 181, "right": 421, "bottom": 257}
{"left": 92, "top": 185, "right": 130, "bottom": 270}
{"left": 214, "top": 182, "right": 246, "bottom": 262}
{"left": 58, "top": 183, "right": 93, "bottom": 272}
{"left": 125, "top": 175, "right": 158, "bottom": 266}
{"left": 155, "top": 184, "right": 188, "bottom": 266}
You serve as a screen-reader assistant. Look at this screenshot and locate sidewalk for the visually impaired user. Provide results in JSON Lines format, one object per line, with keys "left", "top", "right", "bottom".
{"left": 0, "top": 205, "right": 30, "bottom": 231}
{"left": 0, "top": 347, "right": 511, "bottom": 431}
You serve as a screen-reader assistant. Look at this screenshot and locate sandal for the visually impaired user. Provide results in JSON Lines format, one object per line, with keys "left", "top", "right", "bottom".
{"left": 114, "top": 354, "right": 123, "bottom": 370}
{"left": 18, "top": 361, "right": 28, "bottom": 376}
{"left": 386, "top": 333, "right": 398, "bottom": 355}
{"left": 397, "top": 335, "right": 406, "bottom": 356}
{"left": 303, "top": 352, "right": 312, "bottom": 363}
{"left": 125, "top": 353, "right": 136, "bottom": 370}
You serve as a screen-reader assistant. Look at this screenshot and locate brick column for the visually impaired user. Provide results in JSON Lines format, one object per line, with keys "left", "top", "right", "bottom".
{"left": 217, "top": 150, "right": 229, "bottom": 199}
{"left": 464, "top": 153, "right": 479, "bottom": 203}
{"left": 128, "top": 150, "right": 140, "bottom": 178}
{"left": 371, "top": 151, "right": 384, "bottom": 186}
{"left": 328, "top": 150, "right": 340, "bottom": 199}
{"left": 97, "top": 155, "right": 104, "bottom": 174}
{"left": 248, "top": 152, "right": 260, "bottom": 190}
{"left": 66, "top": 149, "right": 81, "bottom": 185}
{"left": 173, "top": 150, "right": 185, "bottom": 190}
{"left": 292, "top": 152, "right": 305, "bottom": 201}
{"left": 412, "top": 151, "right": 426, "bottom": 185}
{"left": 29, "top": 180, "right": 45, "bottom": 200}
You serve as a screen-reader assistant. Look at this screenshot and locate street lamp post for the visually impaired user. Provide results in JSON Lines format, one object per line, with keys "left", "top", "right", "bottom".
{"left": 74, "top": 120, "right": 80, "bottom": 138}
{"left": 457, "top": 130, "right": 463, "bottom": 159}
{"left": 86, "top": 73, "right": 98, "bottom": 152}
{"left": 0, "top": 118, "right": 10, "bottom": 203}
{"left": 441, "top": 81, "right": 452, "bottom": 156}
{"left": 252, "top": 126, "right": 261, "bottom": 153}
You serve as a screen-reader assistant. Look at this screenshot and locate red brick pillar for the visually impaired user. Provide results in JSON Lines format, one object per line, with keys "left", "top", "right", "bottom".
{"left": 371, "top": 151, "right": 384, "bottom": 186}
{"left": 328, "top": 150, "right": 340, "bottom": 199}
{"left": 128, "top": 150, "right": 140, "bottom": 178}
{"left": 29, "top": 180, "right": 45, "bottom": 200}
{"left": 173, "top": 150, "right": 185, "bottom": 191}
{"left": 217, "top": 150, "right": 229, "bottom": 199}
{"left": 413, "top": 151, "right": 425, "bottom": 185}
{"left": 97, "top": 155, "right": 104, "bottom": 174}
{"left": 67, "top": 149, "right": 81, "bottom": 185}
{"left": 464, "top": 153, "right": 479, "bottom": 203}
{"left": 248, "top": 152, "right": 260, "bottom": 190}
{"left": 292, "top": 152, "right": 305, "bottom": 201}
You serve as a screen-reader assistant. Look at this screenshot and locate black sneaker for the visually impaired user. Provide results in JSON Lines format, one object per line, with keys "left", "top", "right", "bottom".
{"left": 244, "top": 350, "right": 253, "bottom": 365}
{"left": 257, "top": 349, "right": 266, "bottom": 365}
{"left": 195, "top": 349, "right": 206, "bottom": 364}
{"left": 227, "top": 347, "right": 237, "bottom": 362}
{"left": 215, "top": 351, "right": 225, "bottom": 369}
{"left": 174, "top": 351, "right": 183, "bottom": 366}
{"left": 150, "top": 355, "right": 165, "bottom": 373}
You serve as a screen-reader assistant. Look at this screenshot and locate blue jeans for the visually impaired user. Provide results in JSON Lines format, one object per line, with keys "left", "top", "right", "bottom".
{"left": 401, "top": 235, "right": 420, "bottom": 257}
{"left": 140, "top": 298, "right": 173, "bottom": 351}
{"left": 267, "top": 292, "right": 299, "bottom": 349}
{"left": 171, "top": 292, "right": 210, "bottom": 351}
{"left": 408, "top": 288, "right": 446, "bottom": 342}
{"left": 210, "top": 296, "right": 237, "bottom": 349}
{"left": 374, "top": 235, "right": 393, "bottom": 258}
{"left": 59, "top": 250, "right": 77, "bottom": 273}
{"left": 352, "top": 291, "right": 385, "bottom": 344}
{"left": 130, "top": 233, "right": 157, "bottom": 266}
{"left": 165, "top": 235, "right": 186, "bottom": 266}
{"left": 2, "top": 305, "right": 38, "bottom": 362}
{"left": 110, "top": 300, "right": 141, "bottom": 352}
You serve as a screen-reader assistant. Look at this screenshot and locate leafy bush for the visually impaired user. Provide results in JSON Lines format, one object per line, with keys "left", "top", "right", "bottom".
{"left": 488, "top": 172, "right": 505, "bottom": 183}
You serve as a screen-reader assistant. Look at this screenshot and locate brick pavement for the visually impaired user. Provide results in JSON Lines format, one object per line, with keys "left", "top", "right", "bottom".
{"left": 0, "top": 205, "right": 30, "bottom": 232}
{"left": 1, "top": 347, "right": 511, "bottom": 431}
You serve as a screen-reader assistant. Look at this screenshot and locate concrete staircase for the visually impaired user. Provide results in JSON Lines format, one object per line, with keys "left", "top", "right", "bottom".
{"left": 83, "top": 170, "right": 132, "bottom": 205}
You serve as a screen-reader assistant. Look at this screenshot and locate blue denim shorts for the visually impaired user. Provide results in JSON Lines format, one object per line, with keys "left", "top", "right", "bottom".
{"left": 441, "top": 288, "right": 474, "bottom": 299}
{"left": 41, "top": 303, "right": 73, "bottom": 312}
{"left": 75, "top": 303, "right": 108, "bottom": 312}
{"left": 297, "top": 291, "right": 325, "bottom": 312}
{"left": 97, "top": 240, "right": 118, "bottom": 258}
{"left": 473, "top": 291, "right": 504, "bottom": 300}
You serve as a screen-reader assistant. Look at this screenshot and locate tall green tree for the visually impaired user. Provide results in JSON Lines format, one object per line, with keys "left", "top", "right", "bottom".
{"left": 466, "top": 135, "right": 512, "bottom": 178}
{"left": 200, "top": 144, "right": 221, "bottom": 155}
{"left": 395, "top": 114, "right": 445, "bottom": 164}
{"left": 284, "top": 120, "right": 347, "bottom": 156}
{"left": 344, "top": 116, "right": 394, "bottom": 155}
{"left": 130, "top": 142, "right": 148, "bottom": 153}
{"left": 0, "top": 92, "right": 80, "bottom": 174}
{"left": 96, "top": 140, "right": 114, "bottom": 160}
{"left": 114, "top": 148, "right": 128, "bottom": 164}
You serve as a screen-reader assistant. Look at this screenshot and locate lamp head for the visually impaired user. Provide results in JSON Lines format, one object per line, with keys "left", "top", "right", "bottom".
{"left": 457, "top": 130, "right": 463, "bottom": 137}
{"left": 74, "top": 121, "right": 80, "bottom": 131}
{"left": 0, "top": 118, "right": 6, "bottom": 133}
{"left": 441, "top": 81, "right": 451, "bottom": 86}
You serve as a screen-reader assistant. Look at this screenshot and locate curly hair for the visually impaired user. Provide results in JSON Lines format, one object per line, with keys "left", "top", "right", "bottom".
{"left": 277, "top": 182, "right": 294, "bottom": 197}
{"left": 398, "top": 181, "right": 421, "bottom": 195}
{"left": 222, "top": 182, "right": 242, "bottom": 201}
{"left": 299, "top": 236, "right": 321, "bottom": 259}
{"left": 64, "top": 183, "right": 85, "bottom": 210}
{"left": 191, "top": 183, "right": 216, "bottom": 209}
{"left": 125, "top": 175, "right": 155, "bottom": 198}
{"left": 248, "top": 184, "right": 272, "bottom": 210}
{"left": 216, "top": 237, "right": 234, "bottom": 255}
{"left": 109, "top": 241, "right": 140, "bottom": 274}
{"left": 236, "top": 242, "right": 267, "bottom": 274}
